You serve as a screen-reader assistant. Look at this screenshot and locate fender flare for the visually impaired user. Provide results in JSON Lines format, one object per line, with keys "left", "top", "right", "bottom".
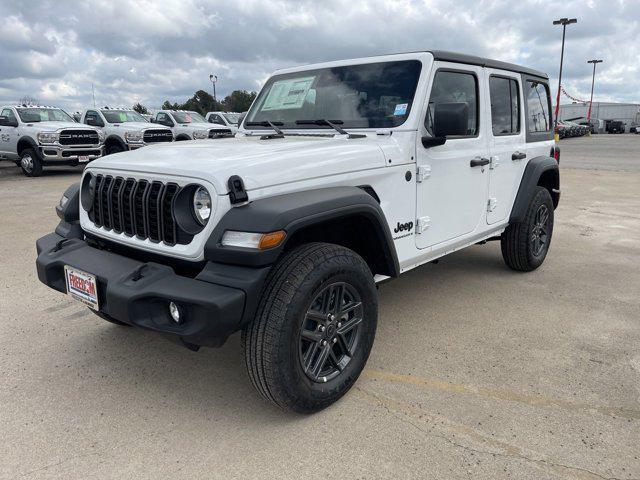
{"left": 17, "top": 136, "right": 39, "bottom": 156}
{"left": 204, "top": 186, "right": 400, "bottom": 276}
{"left": 104, "top": 135, "right": 127, "bottom": 151}
{"left": 509, "top": 156, "right": 559, "bottom": 223}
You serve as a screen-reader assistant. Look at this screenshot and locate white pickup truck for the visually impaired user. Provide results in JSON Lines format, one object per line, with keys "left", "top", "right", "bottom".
{"left": 205, "top": 111, "right": 241, "bottom": 134}
{"left": 81, "top": 108, "right": 174, "bottom": 155}
{"left": 0, "top": 105, "right": 104, "bottom": 176}
{"left": 151, "top": 110, "right": 233, "bottom": 140}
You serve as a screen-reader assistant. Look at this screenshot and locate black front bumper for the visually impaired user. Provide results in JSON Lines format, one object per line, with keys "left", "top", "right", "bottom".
{"left": 36, "top": 233, "right": 267, "bottom": 348}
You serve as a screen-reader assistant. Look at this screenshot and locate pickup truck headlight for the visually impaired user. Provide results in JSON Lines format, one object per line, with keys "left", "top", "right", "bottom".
{"left": 192, "top": 130, "right": 208, "bottom": 140}
{"left": 193, "top": 187, "right": 211, "bottom": 225}
{"left": 97, "top": 130, "right": 105, "bottom": 142}
{"left": 124, "top": 131, "right": 143, "bottom": 143}
{"left": 37, "top": 132, "right": 59, "bottom": 144}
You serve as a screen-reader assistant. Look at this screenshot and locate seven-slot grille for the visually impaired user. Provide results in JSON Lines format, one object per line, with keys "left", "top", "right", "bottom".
{"left": 59, "top": 129, "right": 100, "bottom": 146}
{"left": 90, "top": 175, "right": 181, "bottom": 245}
{"left": 208, "top": 128, "right": 232, "bottom": 138}
{"left": 143, "top": 129, "right": 173, "bottom": 143}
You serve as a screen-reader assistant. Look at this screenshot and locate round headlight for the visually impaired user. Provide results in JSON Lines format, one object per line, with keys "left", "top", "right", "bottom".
{"left": 193, "top": 187, "right": 211, "bottom": 225}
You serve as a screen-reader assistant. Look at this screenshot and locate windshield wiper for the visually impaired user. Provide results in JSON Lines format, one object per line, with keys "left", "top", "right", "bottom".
{"left": 295, "top": 119, "right": 365, "bottom": 139}
{"left": 245, "top": 120, "right": 285, "bottom": 139}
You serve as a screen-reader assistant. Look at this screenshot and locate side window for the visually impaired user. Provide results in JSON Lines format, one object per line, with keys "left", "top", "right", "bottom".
{"left": 489, "top": 76, "right": 520, "bottom": 135}
{"left": 1, "top": 108, "right": 17, "bottom": 124}
{"left": 425, "top": 70, "right": 478, "bottom": 137}
{"left": 85, "top": 110, "right": 104, "bottom": 127}
{"left": 213, "top": 115, "right": 225, "bottom": 125}
{"left": 526, "top": 81, "right": 551, "bottom": 133}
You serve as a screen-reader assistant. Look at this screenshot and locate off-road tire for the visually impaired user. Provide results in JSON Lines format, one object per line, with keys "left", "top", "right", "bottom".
{"left": 20, "top": 148, "right": 43, "bottom": 177}
{"left": 91, "top": 310, "right": 131, "bottom": 326}
{"left": 501, "top": 186, "right": 554, "bottom": 271}
{"left": 242, "top": 243, "right": 378, "bottom": 413}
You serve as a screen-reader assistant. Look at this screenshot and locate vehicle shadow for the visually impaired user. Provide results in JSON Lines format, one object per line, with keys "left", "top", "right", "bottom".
{"left": 67, "top": 243, "right": 510, "bottom": 421}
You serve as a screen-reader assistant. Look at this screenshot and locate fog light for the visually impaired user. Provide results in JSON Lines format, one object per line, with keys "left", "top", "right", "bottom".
{"left": 169, "top": 302, "right": 182, "bottom": 323}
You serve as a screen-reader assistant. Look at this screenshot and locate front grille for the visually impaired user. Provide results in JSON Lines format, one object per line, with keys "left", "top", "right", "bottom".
{"left": 143, "top": 129, "right": 173, "bottom": 143}
{"left": 59, "top": 129, "right": 100, "bottom": 146}
{"left": 209, "top": 128, "right": 232, "bottom": 138}
{"left": 90, "top": 175, "right": 181, "bottom": 245}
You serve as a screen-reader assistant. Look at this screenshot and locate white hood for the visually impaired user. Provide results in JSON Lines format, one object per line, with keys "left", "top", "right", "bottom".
{"left": 88, "top": 134, "right": 390, "bottom": 194}
{"left": 180, "top": 122, "right": 228, "bottom": 130}
{"left": 24, "top": 121, "right": 97, "bottom": 131}
{"left": 108, "top": 122, "right": 170, "bottom": 131}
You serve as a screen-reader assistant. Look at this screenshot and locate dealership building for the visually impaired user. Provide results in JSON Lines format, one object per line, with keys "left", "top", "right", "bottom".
{"left": 558, "top": 102, "right": 640, "bottom": 132}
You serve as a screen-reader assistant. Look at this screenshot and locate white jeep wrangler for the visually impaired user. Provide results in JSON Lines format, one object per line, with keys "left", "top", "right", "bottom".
{"left": 0, "top": 105, "right": 104, "bottom": 177}
{"left": 152, "top": 110, "right": 233, "bottom": 140}
{"left": 36, "top": 51, "right": 560, "bottom": 412}
{"left": 81, "top": 108, "right": 174, "bottom": 155}
{"left": 205, "top": 111, "right": 241, "bottom": 134}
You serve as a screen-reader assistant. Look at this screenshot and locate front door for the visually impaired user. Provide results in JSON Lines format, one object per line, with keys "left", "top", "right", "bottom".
{"left": 485, "top": 70, "right": 527, "bottom": 224}
{"left": 415, "top": 64, "right": 490, "bottom": 249}
{"left": 0, "top": 108, "right": 19, "bottom": 161}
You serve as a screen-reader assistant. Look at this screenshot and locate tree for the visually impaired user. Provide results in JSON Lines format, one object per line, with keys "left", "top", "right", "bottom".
{"left": 18, "top": 95, "right": 39, "bottom": 106}
{"left": 222, "top": 90, "right": 257, "bottom": 112}
{"left": 162, "top": 100, "right": 181, "bottom": 110}
{"left": 132, "top": 102, "right": 149, "bottom": 114}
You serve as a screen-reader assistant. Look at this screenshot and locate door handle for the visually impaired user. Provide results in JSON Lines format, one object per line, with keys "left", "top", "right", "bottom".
{"left": 470, "top": 157, "right": 490, "bottom": 167}
{"left": 512, "top": 151, "right": 527, "bottom": 161}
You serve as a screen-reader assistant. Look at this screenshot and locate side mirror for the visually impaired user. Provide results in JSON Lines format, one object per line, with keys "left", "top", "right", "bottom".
{"left": 421, "top": 136, "right": 447, "bottom": 148}
{"left": 85, "top": 117, "right": 98, "bottom": 126}
{"left": 0, "top": 116, "right": 18, "bottom": 127}
{"left": 433, "top": 102, "right": 469, "bottom": 137}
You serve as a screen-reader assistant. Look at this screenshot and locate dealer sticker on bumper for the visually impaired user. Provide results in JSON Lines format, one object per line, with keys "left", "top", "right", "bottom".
{"left": 78, "top": 155, "right": 90, "bottom": 163}
{"left": 64, "top": 266, "right": 99, "bottom": 310}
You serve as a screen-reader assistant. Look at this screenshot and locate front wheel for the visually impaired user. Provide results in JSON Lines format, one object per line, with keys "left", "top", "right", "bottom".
{"left": 242, "top": 243, "right": 378, "bottom": 413}
{"left": 501, "top": 186, "right": 554, "bottom": 271}
{"left": 20, "top": 148, "right": 43, "bottom": 177}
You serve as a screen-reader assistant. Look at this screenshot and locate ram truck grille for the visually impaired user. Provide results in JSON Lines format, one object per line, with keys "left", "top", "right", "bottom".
{"left": 90, "top": 175, "right": 181, "bottom": 245}
{"left": 209, "top": 129, "right": 233, "bottom": 138}
{"left": 59, "top": 129, "right": 100, "bottom": 146}
{"left": 143, "top": 129, "right": 173, "bottom": 143}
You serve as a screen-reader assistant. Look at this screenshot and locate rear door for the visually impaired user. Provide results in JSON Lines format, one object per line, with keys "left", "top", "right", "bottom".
{"left": 485, "top": 70, "right": 527, "bottom": 224}
{"left": 415, "top": 64, "right": 490, "bottom": 249}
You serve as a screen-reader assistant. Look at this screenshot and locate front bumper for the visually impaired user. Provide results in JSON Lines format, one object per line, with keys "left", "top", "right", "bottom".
{"left": 40, "top": 145, "right": 103, "bottom": 164}
{"left": 36, "top": 232, "right": 248, "bottom": 348}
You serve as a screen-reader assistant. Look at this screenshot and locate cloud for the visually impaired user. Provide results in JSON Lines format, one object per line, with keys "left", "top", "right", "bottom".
{"left": 0, "top": 0, "right": 637, "bottom": 112}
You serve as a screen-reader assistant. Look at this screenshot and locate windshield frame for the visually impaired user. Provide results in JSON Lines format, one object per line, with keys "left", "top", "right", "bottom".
{"left": 171, "top": 111, "right": 206, "bottom": 124}
{"left": 101, "top": 109, "right": 147, "bottom": 124}
{"left": 16, "top": 107, "right": 75, "bottom": 123}
{"left": 245, "top": 59, "right": 423, "bottom": 131}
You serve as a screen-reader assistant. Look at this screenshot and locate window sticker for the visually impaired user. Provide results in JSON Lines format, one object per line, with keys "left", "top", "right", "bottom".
{"left": 119, "top": 112, "right": 127, "bottom": 122}
{"left": 393, "top": 103, "right": 408, "bottom": 116}
{"left": 262, "top": 76, "right": 316, "bottom": 111}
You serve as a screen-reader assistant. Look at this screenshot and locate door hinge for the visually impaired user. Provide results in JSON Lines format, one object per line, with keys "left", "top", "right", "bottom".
{"left": 487, "top": 197, "right": 498, "bottom": 212}
{"left": 416, "top": 216, "right": 431, "bottom": 233}
{"left": 416, "top": 165, "right": 431, "bottom": 182}
{"left": 489, "top": 156, "right": 500, "bottom": 170}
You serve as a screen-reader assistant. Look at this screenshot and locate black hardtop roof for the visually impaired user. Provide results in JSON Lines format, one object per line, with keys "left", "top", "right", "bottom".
{"left": 428, "top": 50, "right": 548, "bottom": 79}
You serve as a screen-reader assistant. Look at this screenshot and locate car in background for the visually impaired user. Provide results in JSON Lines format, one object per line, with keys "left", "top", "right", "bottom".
{"left": 81, "top": 107, "right": 174, "bottom": 155}
{"left": 605, "top": 120, "right": 625, "bottom": 134}
{"left": 205, "top": 111, "right": 241, "bottom": 134}
{"left": 629, "top": 125, "right": 639, "bottom": 134}
{"left": 0, "top": 105, "right": 103, "bottom": 176}
{"left": 151, "top": 110, "right": 233, "bottom": 140}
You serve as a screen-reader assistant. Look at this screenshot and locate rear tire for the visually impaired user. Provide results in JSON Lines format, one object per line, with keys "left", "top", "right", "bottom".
{"left": 242, "top": 243, "right": 378, "bottom": 413}
{"left": 501, "top": 186, "right": 554, "bottom": 271}
{"left": 20, "top": 148, "right": 43, "bottom": 177}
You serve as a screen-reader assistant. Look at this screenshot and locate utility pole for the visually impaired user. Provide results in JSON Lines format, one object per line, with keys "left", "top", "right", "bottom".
{"left": 552, "top": 18, "right": 577, "bottom": 133}
{"left": 209, "top": 74, "right": 218, "bottom": 103}
{"left": 586, "top": 59, "right": 603, "bottom": 123}
{"left": 92, "top": 83, "right": 96, "bottom": 108}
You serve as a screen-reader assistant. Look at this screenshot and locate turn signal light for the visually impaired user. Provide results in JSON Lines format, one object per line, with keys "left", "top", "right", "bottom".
{"left": 258, "top": 230, "right": 287, "bottom": 250}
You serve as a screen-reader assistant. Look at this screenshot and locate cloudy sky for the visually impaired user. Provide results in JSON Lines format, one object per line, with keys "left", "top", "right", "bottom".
{"left": 0, "top": 0, "right": 638, "bottom": 112}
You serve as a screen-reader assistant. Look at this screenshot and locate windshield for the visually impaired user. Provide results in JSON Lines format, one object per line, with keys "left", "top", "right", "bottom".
{"left": 102, "top": 110, "right": 147, "bottom": 123}
{"left": 222, "top": 113, "right": 240, "bottom": 125}
{"left": 16, "top": 108, "right": 74, "bottom": 123}
{"left": 246, "top": 60, "right": 422, "bottom": 129}
{"left": 172, "top": 111, "right": 206, "bottom": 123}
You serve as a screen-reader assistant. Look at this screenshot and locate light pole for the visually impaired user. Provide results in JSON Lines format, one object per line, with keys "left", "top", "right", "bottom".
{"left": 586, "top": 59, "right": 603, "bottom": 123}
{"left": 552, "top": 18, "right": 577, "bottom": 131}
{"left": 209, "top": 74, "right": 217, "bottom": 103}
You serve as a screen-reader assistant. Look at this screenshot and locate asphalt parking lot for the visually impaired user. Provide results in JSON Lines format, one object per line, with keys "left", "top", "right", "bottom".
{"left": 1, "top": 134, "right": 639, "bottom": 480}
